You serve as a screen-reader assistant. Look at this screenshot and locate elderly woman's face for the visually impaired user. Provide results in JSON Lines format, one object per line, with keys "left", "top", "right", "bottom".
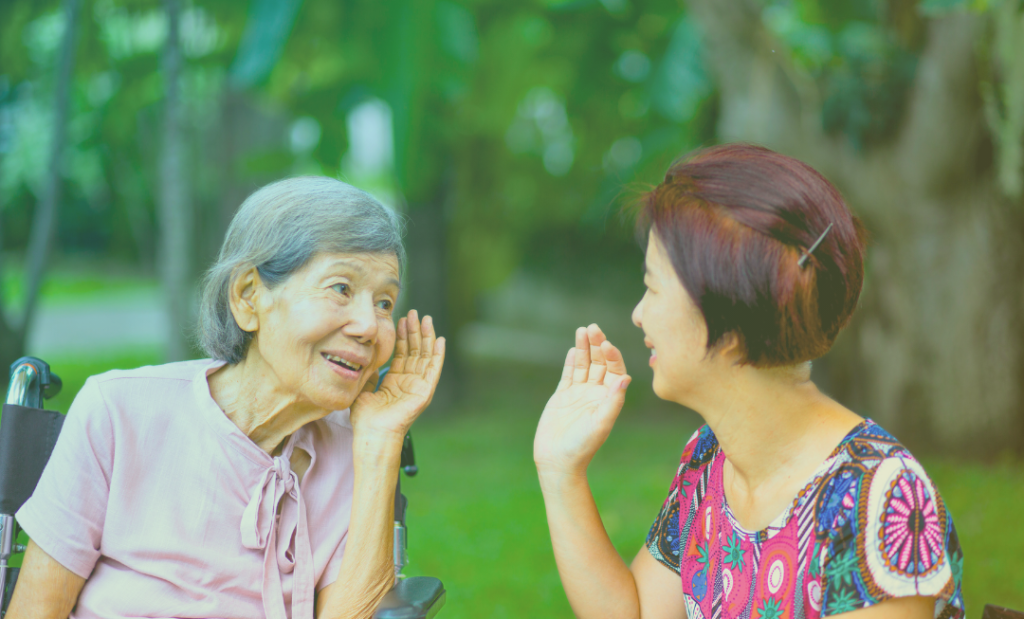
{"left": 249, "top": 252, "right": 400, "bottom": 411}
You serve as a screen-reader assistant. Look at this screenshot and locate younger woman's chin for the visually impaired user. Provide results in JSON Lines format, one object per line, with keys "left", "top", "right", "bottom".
{"left": 651, "top": 376, "right": 689, "bottom": 407}
{"left": 651, "top": 377, "right": 671, "bottom": 401}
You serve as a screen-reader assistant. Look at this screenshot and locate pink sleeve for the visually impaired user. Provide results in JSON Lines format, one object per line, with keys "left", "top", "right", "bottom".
{"left": 16, "top": 377, "right": 114, "bottom": 579}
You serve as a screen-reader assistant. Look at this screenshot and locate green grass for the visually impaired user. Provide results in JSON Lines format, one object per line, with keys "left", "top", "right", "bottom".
{"left": 923, "top": 459, "right": 1024, "bottom": 613}
{"left": 22, "top": 354, "right": 1024, "bottom": 618}
{"left": 2, "top": 261, "right": 158, "bottom": 307}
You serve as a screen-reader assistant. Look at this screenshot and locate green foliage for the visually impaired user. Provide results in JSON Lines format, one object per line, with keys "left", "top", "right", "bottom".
{"left": 0, "top": 0, "right": 708, "bottom": 321}
{"left": 228, "top": 0, "right": 302, "bottom": 88}
{"left": 764, "top": 0, "right": 921, "bottom": 149}
{"left": 0, "top": 0, "right": 240, "bottom": 262}
{"left": 2, "top": 0, "right": 1020, "bottom": 332}
{"left": 980, "top": 0, "right": 1024, "bottom": 198}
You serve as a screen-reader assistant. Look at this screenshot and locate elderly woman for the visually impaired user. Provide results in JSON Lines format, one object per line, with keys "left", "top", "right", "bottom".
{"left": 534, "top": 144, "right": 964, "bottom": 619}
{"left": 9, "top": 177, "right": 443, "bottom": 619}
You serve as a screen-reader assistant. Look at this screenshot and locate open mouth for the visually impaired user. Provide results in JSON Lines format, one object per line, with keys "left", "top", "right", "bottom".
{"left": 322, "top": 353, "right": 363, "bottom": 372}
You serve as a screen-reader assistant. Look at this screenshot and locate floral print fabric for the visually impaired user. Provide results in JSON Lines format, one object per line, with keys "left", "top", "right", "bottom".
{"left": 646, "top": 420, "right": 964, "bottom": 619}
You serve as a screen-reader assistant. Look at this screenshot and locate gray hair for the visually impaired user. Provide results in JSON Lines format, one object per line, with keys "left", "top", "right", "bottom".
{"left": 197, "top": 176, "right": 405, "bottom": 363}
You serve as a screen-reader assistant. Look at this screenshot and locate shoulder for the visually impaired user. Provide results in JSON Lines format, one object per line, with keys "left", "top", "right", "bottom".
{"left": 84, "top": 359, "right": 216, "bottom": 407}
{"left": 662, "top": 425, "right": 720, "bottom": 514}
{"left": 646, "top": 425, "right": 718, "bottom": 575}
{"left": 90, "top": 359, "right": 215, "bottom": 389}
{"left": 67, "top": 360, "right": 219, "bottom": 435}
{"left": 817, "top": 420, "right": 965, "bottom": 618}
{"left": 681, "top": 424, "right": 719, "bottom": 472}
{"left": 815, "top": 421, "right": 941, "bottom": 539}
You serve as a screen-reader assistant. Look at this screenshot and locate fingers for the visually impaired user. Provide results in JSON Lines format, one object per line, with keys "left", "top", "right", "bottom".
{"left": 421, "top": 336, "right": 446, "bottom": 395}
{"left": 407, "top": 310, "right": 422, "bottom": 362}
{"left": 572, "top": 327, "right": 591, "bottom": 384}
{"left": 392, "top": 317, "right": 408, "bottom": 373}
{"left": 601, "top": 340, "right": 628, "bottom": 378}
{"left": 421, "top": 315, "right": 436, "bottom": 364}
{"left": 557, "top": 348, "right": 575, "bottom": 391}
{"left": 394, "top": 310, "right": 440, "bottom": 377}
{"left": 586, "top": 324, "right": 607, "bottom": 384}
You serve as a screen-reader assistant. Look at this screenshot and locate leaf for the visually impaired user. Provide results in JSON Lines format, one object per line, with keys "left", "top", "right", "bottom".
{"left": 918, "top": 0, "right": 970, "bottom": 17}
{"left": 436, "top": 1, "right": 478, "bottom": 65}
{"left": 228, "top": 0, "right": 303, "bottom": 89}
{"left": 650, "top": 17, "right": 712, "bottom": 123}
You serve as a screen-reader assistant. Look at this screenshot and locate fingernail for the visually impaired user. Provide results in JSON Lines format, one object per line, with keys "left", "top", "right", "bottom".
{"left": 437, "top": 338, "right": 445, "bottom": 351}
{"left": 620, "top": 377, "right": 631, "bottom": 390}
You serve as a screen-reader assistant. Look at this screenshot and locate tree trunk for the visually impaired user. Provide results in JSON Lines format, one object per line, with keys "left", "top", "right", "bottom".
{"left": 158, "top": 0, "right": 193, "bottom": 362}
{"left": 685, "top": 0, "right": 1024, "bottom": 456}
{"left": 404, "top": 180, "right": 460, "bottom": 406}
{"left": 0, "top": 0, "right": 80, "bottom": 377}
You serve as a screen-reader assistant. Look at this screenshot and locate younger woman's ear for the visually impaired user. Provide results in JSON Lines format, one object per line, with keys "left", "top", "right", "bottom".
{"left": 715, "top": 332, "right": 746, "bottom": 365}
{"left": 228, "top": 267, "right": 263, "bottom": 333}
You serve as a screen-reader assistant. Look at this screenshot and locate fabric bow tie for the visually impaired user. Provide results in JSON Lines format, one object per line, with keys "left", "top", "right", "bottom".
{"left": 241, "top": 453, "right": 315, "bottom": 619}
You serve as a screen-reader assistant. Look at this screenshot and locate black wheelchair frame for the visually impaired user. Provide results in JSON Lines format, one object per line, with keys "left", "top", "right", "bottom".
{"left": 0, "top": 357, "right": 444, "bottom": 618}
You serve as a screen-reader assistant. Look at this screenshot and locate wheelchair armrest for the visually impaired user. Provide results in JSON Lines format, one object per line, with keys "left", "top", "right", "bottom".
{"left": 372, "top": 577, "right": 446, "bottom": 619}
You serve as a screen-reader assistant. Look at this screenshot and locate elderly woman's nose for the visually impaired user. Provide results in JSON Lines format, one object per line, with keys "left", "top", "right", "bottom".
{"left": 343, "top": 295, "right": 380, "bottom": 340}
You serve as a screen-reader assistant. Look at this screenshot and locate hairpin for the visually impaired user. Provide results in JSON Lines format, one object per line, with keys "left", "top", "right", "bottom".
{"left": 797, "top": 223, "right": 833, "bottom": 268}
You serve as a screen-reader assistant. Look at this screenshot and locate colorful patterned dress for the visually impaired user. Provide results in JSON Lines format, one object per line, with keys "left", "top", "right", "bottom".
{"left": 646, "top": 420, "right": 964, "bottom": 619}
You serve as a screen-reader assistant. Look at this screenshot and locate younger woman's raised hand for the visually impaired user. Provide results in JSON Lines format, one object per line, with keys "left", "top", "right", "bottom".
{"left": 534, "top": 324, "right": 631, "bottom": 476}
{"left": 351, "top": 309, "right": 445, "bottom": 443}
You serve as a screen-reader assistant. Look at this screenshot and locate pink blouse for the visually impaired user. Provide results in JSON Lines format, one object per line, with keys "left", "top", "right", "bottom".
{"left": 16, "top": 360, "right": 356, "bottom": 619}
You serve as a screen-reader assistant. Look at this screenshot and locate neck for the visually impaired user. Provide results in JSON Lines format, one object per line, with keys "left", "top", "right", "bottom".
{"left": 208, "top": 354, "right": 329, "bottom": 455}
{"left": 683, "top": 362, "right": 861, "bottom": 493}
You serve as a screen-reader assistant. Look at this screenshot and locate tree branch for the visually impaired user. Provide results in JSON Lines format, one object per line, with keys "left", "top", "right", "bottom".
{"left": 158, "top": 0, "right": 192, "bottom": 361}
{"left": 683, "top": 0, "right": 863, "bottom": 194}
{"left": 685, "top": 0, "right": 798, "bottom": 146}
{"left": 895, "top": 12, "right": 982, "bottom": 194}
{"left": 19, "top": 0, "right": 80, "bottom": 341}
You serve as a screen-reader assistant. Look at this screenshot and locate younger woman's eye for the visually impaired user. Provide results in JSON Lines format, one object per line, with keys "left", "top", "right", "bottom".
{"left": 331, "top": 283, "right": 350, "bottom": 295}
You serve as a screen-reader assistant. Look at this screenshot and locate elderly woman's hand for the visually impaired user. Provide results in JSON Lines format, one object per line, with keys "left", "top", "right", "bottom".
{"left": 350, "top": 309, "right": 445, "bottom": 445}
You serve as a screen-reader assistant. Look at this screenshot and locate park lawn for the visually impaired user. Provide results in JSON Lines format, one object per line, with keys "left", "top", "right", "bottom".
{"left": 2, "top": 262, "right": 159, "bottom": 308}
{"left": 26, "top": 352, "right": 1024, "bottom": 618}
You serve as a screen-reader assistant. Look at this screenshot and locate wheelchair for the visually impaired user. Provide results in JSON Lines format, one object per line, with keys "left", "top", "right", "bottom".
{"left": 0, "top": 357, "right": 445, "bottom": 618}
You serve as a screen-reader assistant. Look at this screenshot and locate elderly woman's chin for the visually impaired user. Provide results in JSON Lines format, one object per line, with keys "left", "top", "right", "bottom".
{"left": 313, "top": 362, "right": 378, "bottom": 412}
{"left": 245, "top": 348, "right": 384, "bottom": 415}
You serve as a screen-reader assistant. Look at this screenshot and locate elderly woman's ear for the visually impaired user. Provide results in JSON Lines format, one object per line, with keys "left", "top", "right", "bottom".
{"left": 228, "top": 266, "right": 263, "bottom": 334}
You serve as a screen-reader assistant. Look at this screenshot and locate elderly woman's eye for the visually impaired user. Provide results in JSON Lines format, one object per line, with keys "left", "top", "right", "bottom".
{"left": 331, "top": 283, "right": 350, "bottom": 295}
{"left": 376, "top": 299, "right": 394, "bottom": 311}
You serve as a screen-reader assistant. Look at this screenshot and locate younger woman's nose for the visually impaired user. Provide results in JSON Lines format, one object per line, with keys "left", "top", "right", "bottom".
{"left": 631, "top": 296, "right": 644, "bottom": 329}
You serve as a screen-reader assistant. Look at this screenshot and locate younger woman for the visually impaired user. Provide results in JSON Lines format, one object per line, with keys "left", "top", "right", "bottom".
{"left": 533, "top": 144, "right": 964, "bottom": 619}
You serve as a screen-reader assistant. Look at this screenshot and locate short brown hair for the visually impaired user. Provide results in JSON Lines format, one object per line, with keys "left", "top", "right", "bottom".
{"left": 637, "top": 143, "right": 867, "bottom": 367}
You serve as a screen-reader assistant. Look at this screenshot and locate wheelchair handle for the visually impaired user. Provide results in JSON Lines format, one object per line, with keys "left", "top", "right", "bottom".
{"left": 6, "top": 357, "right": 62, "bottom": 409}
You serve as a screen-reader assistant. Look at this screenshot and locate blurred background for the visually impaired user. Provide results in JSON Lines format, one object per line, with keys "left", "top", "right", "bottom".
{"left": 1, "top": 0, "right": 1022, "bottom": 615}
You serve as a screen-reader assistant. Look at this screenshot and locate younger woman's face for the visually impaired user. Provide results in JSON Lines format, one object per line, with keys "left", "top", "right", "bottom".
{"left": 631, "top": 230, "right": 721, "bottom": 405}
